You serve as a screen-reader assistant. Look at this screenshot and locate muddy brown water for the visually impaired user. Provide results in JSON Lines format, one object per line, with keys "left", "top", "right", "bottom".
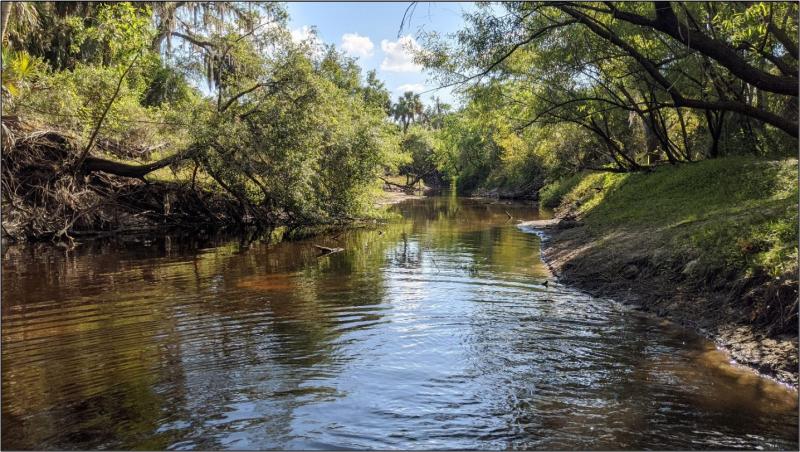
{"left": 2, "top": 196, "right": 798, "bottom": 450}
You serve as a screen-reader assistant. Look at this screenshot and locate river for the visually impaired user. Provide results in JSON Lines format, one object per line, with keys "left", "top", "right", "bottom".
{"left": 2, "top": 195, "right": 797, "bottom": 450}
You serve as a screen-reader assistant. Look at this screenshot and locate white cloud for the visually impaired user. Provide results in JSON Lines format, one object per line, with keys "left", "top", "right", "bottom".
{"left": 290, "top": 25, "right": 316, "bottom": 44}
{"left": 341, "top": 33, "right": 374, "bottom": 58}
{"left": 396, "top": 83, "right": 427, "bottom": 94}
{"left": 380, "top": 35, "right": 422, "bottom": 72}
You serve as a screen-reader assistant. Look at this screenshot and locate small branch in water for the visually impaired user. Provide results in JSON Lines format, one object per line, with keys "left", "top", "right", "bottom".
{"left": 430, "top": 254, "right": 440, "bottom": 273}
{"left": 314, "top": 244, "right": 343, "bottom": 256}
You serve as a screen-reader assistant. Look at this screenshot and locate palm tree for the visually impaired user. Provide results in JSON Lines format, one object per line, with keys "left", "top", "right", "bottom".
{"left": 392, "top": 91, "right": 423, "bottom": 133}
{"left": 1, "top": 2, "right": 39, "bottom": 46}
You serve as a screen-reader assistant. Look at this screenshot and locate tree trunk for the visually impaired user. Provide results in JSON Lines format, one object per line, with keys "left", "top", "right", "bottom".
{"left": 676, "top": 107, "right": 692, "bottom": 161}
{"left": 705, "top": 110, "right": 724, "bottom": 158}
{"left": 81, "top": 148, "right": 196, "bottom": 179}
{"left": 1, "top": 2, "right": 11, "bottom": 45}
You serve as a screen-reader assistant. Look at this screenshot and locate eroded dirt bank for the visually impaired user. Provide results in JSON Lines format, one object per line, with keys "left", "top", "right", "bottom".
{"left": 1, "top": 118, "right": 405, "bottom": 244}
{"left": 521, "top": 219, "right": 798, "bottom": 387}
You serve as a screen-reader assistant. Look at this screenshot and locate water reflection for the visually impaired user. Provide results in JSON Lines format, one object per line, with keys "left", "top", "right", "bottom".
{"left": 2, "top": 196, "right": 797, "bottom": 450}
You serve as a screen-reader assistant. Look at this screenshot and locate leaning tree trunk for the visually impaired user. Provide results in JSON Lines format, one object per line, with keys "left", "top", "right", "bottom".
{"left": 1, "top": 2, "right": 11, "bottom": 45}
{"left": 80, "top": 148, "right": 196, "bottom": 179}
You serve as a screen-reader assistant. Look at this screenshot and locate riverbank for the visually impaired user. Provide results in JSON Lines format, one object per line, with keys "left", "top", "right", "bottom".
{"left": 521, "top": 157, "right": 798, "bottom": 386}
{"left": 0, "top": 118, "right": 414, "bottom": 244}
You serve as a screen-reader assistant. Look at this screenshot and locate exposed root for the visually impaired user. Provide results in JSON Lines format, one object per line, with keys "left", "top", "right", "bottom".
{"left": 1, "top": 117, "right": 242, "bottom": 242}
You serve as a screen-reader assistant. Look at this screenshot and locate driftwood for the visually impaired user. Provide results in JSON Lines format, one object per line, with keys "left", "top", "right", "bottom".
{"left": 314, "top": 244, "right": 344, "bottom": 255}
{"left": 517, "top": 218, "right": 583, "bottom": 230}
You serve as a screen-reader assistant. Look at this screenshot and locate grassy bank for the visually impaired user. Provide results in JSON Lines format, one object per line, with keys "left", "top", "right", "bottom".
{"left": 537, "top": 157, "right": 798, "bottom": 384}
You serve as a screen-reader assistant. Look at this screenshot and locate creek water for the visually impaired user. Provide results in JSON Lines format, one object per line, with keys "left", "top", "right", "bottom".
{"left": 2, "top": 196, "right": 797, "bottom": 450}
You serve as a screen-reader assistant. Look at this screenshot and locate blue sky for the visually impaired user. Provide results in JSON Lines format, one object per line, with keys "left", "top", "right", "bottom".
{"left": 286, "top": 2, "right": 474, "bottom": 106}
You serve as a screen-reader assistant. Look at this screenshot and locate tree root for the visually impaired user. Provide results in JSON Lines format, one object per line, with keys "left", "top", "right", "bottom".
{"left": 1, "top": 117, "right": 243, "bottom": 242}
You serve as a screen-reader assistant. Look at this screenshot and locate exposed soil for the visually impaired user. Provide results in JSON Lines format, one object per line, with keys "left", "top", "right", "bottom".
{"left": 1, "top": 118, "right": 396, "bottom": 244}
{"left": 1, "top": 117, "right": 250, "bottom": 243}
{"left": 520, "top": 218, "right": 799, "bottom": 387}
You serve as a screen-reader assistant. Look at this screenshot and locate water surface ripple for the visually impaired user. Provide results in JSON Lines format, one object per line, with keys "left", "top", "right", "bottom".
{"left": 2, "top": 197, "right": 797, "bottom": 450}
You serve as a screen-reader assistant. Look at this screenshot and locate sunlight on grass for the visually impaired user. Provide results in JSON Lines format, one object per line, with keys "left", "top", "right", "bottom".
{"left": 548, "top": 157, "right": 798, "bottom": 277}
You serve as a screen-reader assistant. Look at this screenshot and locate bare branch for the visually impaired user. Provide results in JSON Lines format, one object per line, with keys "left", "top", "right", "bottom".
{"left": 219, "top": 83, "right": 265, "bottom": 113}
{"left": 559, "top": 6, "right": 799, "bottom": 136}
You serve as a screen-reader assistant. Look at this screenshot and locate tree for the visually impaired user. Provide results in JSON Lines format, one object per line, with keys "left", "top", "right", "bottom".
{"left": 391, "top": 90, "right": 423, "bottom": 133}
{"left": 398, "top": 125, "right": 438, "bottom": 186}
{"left": 422, "top": 96, "right": 451, "bottom": 129}
{"left": 363, "top": 69, "right": 391, "bottom": 113}
{"left": 416, "top": 0, "right": 797, "bottom": 179}
{"left": 2, "top": 1, "right": 400, "bottom": 239}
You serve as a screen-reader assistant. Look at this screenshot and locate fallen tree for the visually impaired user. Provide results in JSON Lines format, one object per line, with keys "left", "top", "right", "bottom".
{"left": 378, "top": 168, "right": 436, "bottom": 193}
{"left": 81, "top": 148, "right": 197, "bottom": 180}
{"left": 1, "top": 117, "right": 241, "bottom": 243}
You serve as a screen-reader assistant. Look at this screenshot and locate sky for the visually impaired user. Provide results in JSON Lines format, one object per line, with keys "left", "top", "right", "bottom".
{"left": 286, "top": 2, "right": 475, "bottom": 106}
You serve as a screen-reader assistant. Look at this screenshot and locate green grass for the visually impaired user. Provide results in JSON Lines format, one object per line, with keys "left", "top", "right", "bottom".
{"left": 538, "top": 172, "right": 585, "bottom": 208}
{"left": 557, "top": 157, "right": 798, "bottom": 277}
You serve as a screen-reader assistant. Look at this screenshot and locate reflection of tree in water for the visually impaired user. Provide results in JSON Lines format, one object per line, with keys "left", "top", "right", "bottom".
{"left": 2, "top": 217, "right": 416, "bottom": 449}
{"left": 6, "top": 197, "right": 794, "bottom": 450}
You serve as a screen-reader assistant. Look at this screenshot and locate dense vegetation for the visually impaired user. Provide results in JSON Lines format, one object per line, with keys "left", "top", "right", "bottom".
{"left": 412, "top": 1, "right": 797, "bottom": 195}
{"left": 0, "top": 2, "right": 436, "bottom": 241}
{"left": 1, "top": 1, "right": 797, "bottom": 243}
{"left": 404, "top": 1, "right": 798, "bottom": 358}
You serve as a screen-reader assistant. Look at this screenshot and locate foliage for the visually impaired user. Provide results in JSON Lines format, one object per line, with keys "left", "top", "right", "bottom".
{"left": 430, "top": 87, "right": 545, "bottom": 194}
{"left": 1, "top": 48, "right": 42, "bottom": 99}
{"left": 1, "top": 1, "right": 405, "bottom": 234}
{"left": 203, "top": 49, "right": 395, "bottom": 222}
{"left": 66, "top": 2, "right": 153, "bottom": 64}
{"left": 397, "top": 125, "right": 437, "bottom": 181}
{"left": 362, "top": 69, "right": 391, "bottom": 113}
{"left": 538, "top": 173, "right": 585, "bottom": 209}
{"left": 417, "top": 1, "right": 798, "bottom": 194}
